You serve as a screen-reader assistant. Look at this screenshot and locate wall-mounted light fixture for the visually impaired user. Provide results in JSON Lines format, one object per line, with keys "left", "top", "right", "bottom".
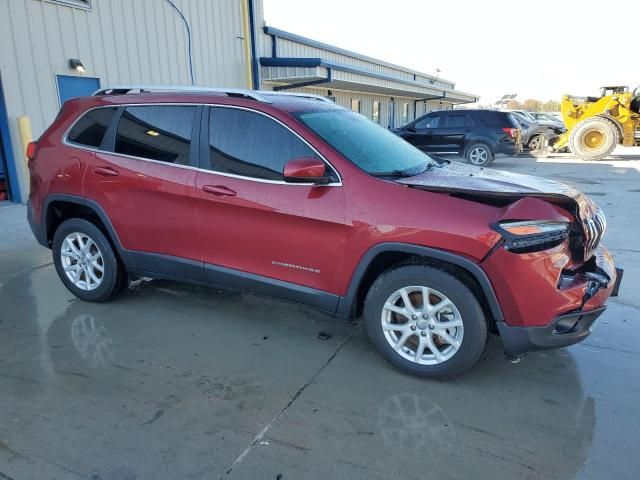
{"left": 429, "top": 68, "right": 441, "bottom": 85}
{"left": 69, "top": 59, "right": 85, "bottom": 74}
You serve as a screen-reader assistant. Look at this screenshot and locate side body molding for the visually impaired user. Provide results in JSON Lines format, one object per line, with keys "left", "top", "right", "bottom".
{"left": 36, "top": 197, "right": 504, "bottom": 322}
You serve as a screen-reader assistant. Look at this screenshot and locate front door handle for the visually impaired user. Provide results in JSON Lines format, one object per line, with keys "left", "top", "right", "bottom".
{"left": 93, "top": 166, "right": 119, "bottom": 177}
{"left": 202, "top": 185, "right": 237, "bottom": 197}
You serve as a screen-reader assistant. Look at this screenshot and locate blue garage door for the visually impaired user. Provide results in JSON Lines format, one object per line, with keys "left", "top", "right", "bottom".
{"left": 0, "top": 80, "right": 6, "bottom": 179}
{"left": 0, "top": 129, "right": 4, "bottom": 178}
{"left": 56, "top": 75, "right": 100, "bottom": 105}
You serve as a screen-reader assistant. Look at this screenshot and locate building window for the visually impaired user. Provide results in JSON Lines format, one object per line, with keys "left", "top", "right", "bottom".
{"left": 351, "top": 99, "right": 361, "bottom": 113}
{"left": 43, "top": 0, "right": 92, "bottom": 9}
{"left": 373, "top": 101, "right": 380, "bottom": 124}
{"left": 402, "top": 103, "right": 409, "bottom": 124}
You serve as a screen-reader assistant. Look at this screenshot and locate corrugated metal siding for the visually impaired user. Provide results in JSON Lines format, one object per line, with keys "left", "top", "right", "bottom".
{"left": 261, "top": 66, "right": 325, "bottom": 82}
{"left": 259, "top": 35, "right": 455, "bottom": 91}
{"left": 281, "top": 85, "right": 418, "bottom": 130}
{"left": 0, "top": 0, "right": 250, "bottom": 201}
{"left": 284, "top": 85, "right": 455, "bottom": 128}
{"left": 332, "top": 70, "right": 441, "bottom": 98}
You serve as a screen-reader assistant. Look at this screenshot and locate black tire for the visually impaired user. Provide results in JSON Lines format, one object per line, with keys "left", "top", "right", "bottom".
{"left": 464, "top": 142, "right": 494, "bottom": 166}
{"left": 569, "top": 117, "right": 619, "bottom": 161}
{"left": 363, "top": 264, "right": 487, "bottom": 379}
{"left": 528, "top": 134, "right": 543, "bottom": 151}
{"left": 52, "top": 218, "right": 127, "bottom": 302}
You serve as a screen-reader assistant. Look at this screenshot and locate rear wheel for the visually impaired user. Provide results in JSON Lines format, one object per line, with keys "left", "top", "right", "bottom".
{"left": 528, "top": 134, "right": 543, "bottom": 151}
{"left": 363, "top": 265, "right": 487, "bottom": 379}
{"left": 569, "top": 117, "right": 619, "bottom": 160}
{"left": 52, "top": 218, "right": 127, "bottom": 302}
{"left": 465, "top": 143, "right": 494, "bottom": 166}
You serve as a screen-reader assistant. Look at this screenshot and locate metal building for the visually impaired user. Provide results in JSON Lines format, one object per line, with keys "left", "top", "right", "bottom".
{"left": 258, "top": 27, "right": 477, "bottom": 128}
{"left": 0, "top": 0, "right": 477, "bottom": 203}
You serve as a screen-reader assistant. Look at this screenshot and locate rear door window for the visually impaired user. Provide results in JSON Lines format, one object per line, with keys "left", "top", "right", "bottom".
{"left": 67, "top": 107, "right": 118, "bottom": 148}
{"left": 114, "top": 105, "right": 196, "bottom": 165}
{"left": 479, "top": 111, "right": 514, "bottom": 128}
{"left": 443, "top": 114, "right": 471, "bottom": 128}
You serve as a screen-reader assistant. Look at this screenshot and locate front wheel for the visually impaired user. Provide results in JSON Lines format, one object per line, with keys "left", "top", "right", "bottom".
{"left": 363, "top": 265, "right": 487, "bottom": 379}
{"left": 465, "top": 143, "right": 494, "bottom": 166}
{"left": 569, "top": 117, "right": 619, "bottom": 160}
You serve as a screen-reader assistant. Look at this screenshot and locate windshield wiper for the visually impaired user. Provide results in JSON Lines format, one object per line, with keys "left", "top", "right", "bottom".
{"left": 372, "top": 162, "right": 435, "bottom": 177}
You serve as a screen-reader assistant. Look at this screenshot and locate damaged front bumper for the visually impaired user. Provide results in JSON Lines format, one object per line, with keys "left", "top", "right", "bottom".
{"left": 484, "top": 244, "right": 621, "bottom": 358}
{"left": 497, "top": 306, "right": 607, "bottom": 358}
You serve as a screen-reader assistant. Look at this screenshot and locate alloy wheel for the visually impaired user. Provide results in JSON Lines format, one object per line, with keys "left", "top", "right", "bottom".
{"left": 529, "top": 135, "right": 542, "bottom": 150}
{"left": 469, "top": 147, "right": 488, "bottom": 165}
{"left": 60, "top": 232, "right": 105, "bottom": 291}
{"left": 381, "top": 286, "right": 464, "bottom": 365}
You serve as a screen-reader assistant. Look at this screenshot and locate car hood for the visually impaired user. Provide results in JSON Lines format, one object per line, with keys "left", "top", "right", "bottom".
{"left": 397, "top": 161, "right": 600, "bottom": 222}
{"left": 397, "top": 162, "right": 608, "bottom": 260}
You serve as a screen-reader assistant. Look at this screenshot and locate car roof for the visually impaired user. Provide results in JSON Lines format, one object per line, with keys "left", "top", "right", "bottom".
{"left": 77, "top": 89, "right": 342, "bottom": 114}
{"left": 428, "top": 109, "right": 511, "bottom": 114}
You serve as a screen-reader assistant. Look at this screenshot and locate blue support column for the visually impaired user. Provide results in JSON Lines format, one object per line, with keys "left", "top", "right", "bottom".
{"left": 0, "top": 78, "right": 22, "bottom": 202}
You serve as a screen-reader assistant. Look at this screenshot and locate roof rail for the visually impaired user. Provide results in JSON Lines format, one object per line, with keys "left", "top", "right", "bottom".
{"left": 92, "top": 85, "right": 271, "bottom": 103}
{"left": 92, "top": 85, "right": 336, "bottom": 105}
{"left": 259, "top": 91, "right": 335, "bottom": 104}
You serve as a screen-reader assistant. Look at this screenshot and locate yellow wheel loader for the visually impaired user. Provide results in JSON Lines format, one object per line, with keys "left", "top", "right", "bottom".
{"left": 550, "top": 85, "right": 640, "bottom": 160}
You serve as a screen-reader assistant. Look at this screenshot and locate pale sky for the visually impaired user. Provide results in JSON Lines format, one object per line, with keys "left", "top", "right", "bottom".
{"left": 263, "top": 0, "right": 637, "bottom": 104}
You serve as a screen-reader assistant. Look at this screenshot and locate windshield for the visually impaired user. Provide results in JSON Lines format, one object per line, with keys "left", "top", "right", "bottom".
{"left": 512, "top": 112, "right": 531, "bottom": 127}
{"left": 295, "top": 109, "right": 434, "bottom": 176}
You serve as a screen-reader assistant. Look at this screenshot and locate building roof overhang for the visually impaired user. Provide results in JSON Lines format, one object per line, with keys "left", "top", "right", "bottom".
{"left": 259, "top": 57, "right": 477, "bottom": 104}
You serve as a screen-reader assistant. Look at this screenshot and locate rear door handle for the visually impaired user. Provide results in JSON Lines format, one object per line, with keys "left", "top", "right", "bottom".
{"left": 202, "top": 185, "right": 237, "bottom": 197}
{"left": 93, "top": 166, "right": 119, "bottom": 177}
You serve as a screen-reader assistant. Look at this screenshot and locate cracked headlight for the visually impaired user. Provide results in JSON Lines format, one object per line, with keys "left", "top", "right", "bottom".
{"left": 493, "top": 220, "right": 570, "bottom": 253}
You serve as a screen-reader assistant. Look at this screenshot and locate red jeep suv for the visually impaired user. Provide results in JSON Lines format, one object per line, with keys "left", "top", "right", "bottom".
{"left": 27, "top": 86, "right": 622, "bottom": 378}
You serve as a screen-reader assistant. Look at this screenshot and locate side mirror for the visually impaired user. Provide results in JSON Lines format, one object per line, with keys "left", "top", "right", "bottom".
{"left": 283, "top": 157, "right": 331, "bottom": 184}
{"left": 405, "top": 125, "right": 416, "bottom": 132}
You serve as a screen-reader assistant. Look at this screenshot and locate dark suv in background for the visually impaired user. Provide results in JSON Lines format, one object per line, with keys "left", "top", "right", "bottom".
{"left": 393, "top": 109, "right": 522, "bottom": 166}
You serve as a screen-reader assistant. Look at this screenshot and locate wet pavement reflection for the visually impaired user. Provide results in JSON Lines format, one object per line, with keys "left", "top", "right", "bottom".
{"left": 2, "top": 263, "right": 637, "bottom": 480}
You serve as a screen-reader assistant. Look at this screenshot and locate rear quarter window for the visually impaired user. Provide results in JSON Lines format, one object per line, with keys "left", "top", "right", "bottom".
{"left": 477, "top": 111, "right": 516, "bottom": 128}
{"left": 67, "top": 107, "right": 118, "bottom": 148}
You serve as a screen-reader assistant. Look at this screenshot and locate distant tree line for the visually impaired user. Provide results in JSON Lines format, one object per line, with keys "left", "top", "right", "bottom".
{"left": 505, "top": 99, "right": 561, "bottom": 112}
{"left": 475, "top": 99, "right": 561, "bottom": 112}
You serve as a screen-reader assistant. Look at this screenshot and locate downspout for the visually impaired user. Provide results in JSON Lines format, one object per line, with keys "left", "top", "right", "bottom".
{"left": 269, "top": 32, "right": 277, "bottom": 57}
{"left": 414, "top": 94, "right": 444, "bottom": 118}
{"left": 247, "top": 0, "right": 260, "bottom": 89}
{"left": 390, "top": 98, "right": 395, "bottom": 129}
{"left": 164, "top": 0, "right": 195, "bottom": 85}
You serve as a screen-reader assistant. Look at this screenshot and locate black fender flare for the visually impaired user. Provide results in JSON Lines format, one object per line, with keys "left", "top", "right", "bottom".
{"left": 335, "top": 242, "right": 504, "bottom": 322}
{"left": 40, "top": 193, "right": 130, "bottom": 265}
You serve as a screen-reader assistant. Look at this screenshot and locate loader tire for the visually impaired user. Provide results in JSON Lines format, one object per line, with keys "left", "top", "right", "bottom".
{"left": 569, "top": 117, "right": 619, "bottom": 161}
